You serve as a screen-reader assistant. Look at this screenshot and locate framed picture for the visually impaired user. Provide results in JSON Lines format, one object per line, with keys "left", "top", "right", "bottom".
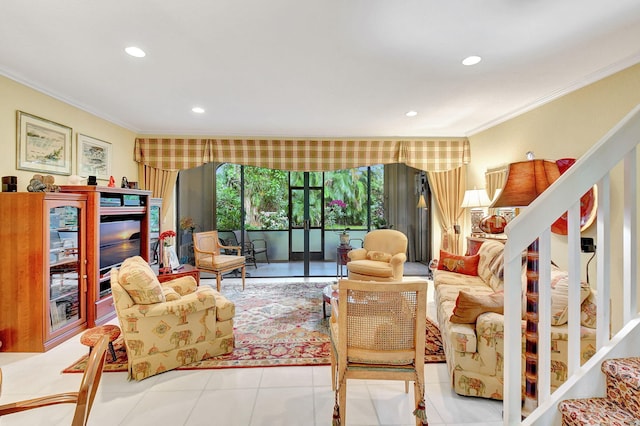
{"left": 77, "top": 134, "right": 112, "bottom": 180}
{"left": 16, "top": 111, "right": 72, "bottom": 175}
{"left": 164, "top": 246, "right": 181, "bottom": 271}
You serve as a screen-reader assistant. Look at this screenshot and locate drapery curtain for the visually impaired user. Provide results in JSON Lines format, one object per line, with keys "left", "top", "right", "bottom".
{"left": 137, "top": 163, "right": 178, "bottom": 221}
{"left": 485, "top": 166, "right": 508, "bottom": 202}
{"left": 427, "top": 166, "right": 466, "bottom": 254}
{"left": 485, "top": 166, "right": 508, "bottom": 215}
{"left": 134, "top": 138, "right": 470, "bottom": 172}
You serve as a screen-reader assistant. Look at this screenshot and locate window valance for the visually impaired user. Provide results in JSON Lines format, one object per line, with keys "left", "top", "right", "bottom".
{"left": 134, "top": 138, "right": 470, "bottom": 172}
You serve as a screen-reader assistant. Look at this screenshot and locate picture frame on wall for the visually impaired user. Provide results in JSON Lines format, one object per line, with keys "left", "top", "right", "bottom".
{"left": 16, "top": 111, "right": 73, "bottom": 175}
{"left": 77, "top": 134, "right": 112, "bottom": 180}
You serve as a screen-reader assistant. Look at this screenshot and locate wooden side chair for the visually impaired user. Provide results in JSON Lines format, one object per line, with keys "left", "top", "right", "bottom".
{"left": 0, "top": 335, "right": 109, "bottom": 426}
{"left": 193, "top": 230, "right": 246, "bottom": 291}
{"left": 329, "top": 279, "right": 428, "bottom": 426}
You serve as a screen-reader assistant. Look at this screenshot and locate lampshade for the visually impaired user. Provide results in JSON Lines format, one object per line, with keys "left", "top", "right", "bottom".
{"left": 416, "top": 194, "right": 427, "bottom": 209}
{"left": 460, "top": 189, "right": 491, "bottom": 209}
{"left": 491, "top": 159, "right": 561, "bottom": 208}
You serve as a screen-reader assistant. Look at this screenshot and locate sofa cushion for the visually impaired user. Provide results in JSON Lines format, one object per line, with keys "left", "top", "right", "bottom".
{"left": 549, "top": 270, "right": 591, "bottom": 325}
{"left": 581, "top": 290, "right": 597, "bottom": 328}
{"left": 476, "top": 241, "right": 508, "bottom": 290}
{"left": 347, "top": 259, "right": 394, "bottom": 278}
{"left": 450, "top": 291, "right": 504, "bottom": 324}
{"left": 118, "top": 256, "right": 165, "bottom": 304}
{"left": 437, "top": 250, "right": 480, "bottom": 276}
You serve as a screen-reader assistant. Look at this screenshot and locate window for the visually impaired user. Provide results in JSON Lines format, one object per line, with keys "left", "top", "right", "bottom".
{"left": 216, "top": 164, "right": 384, "bottom": 231}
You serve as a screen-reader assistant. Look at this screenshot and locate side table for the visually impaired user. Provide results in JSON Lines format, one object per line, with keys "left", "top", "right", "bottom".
{"left": 157, "top": 264, "right": 200, "bottom": 285}
{"left": 336, "top": 244, "right": 352, "bottom": 279}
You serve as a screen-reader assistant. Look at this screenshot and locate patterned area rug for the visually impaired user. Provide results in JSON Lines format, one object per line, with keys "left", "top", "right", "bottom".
{"left": 63, "top": 280, "right": 445, "bottom": 373}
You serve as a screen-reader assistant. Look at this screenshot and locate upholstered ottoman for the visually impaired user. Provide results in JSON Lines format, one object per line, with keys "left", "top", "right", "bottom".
{"left": 80, "top": 325, "right": 121, "bottom": 362}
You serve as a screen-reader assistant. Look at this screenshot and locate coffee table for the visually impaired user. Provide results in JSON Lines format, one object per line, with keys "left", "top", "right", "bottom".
{"left": 322, "top": 283, "right": 339, "bottom": 318}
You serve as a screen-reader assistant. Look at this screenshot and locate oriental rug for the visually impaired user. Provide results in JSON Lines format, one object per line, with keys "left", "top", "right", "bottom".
{"left": 63, "top": 280, "right": 444, "bottom": 373}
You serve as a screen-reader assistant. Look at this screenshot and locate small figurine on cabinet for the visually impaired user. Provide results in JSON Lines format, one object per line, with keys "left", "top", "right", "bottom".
{"left": 108, "top": 176, "right": 116, "bottom": 187}
{"left": 121, "top": 176, "right": 128, "bottom": 188}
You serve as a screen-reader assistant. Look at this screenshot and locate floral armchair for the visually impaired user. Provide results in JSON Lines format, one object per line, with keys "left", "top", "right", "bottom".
{"left": 111, "top": 256, "right": 235, "bottom": 381}
{"left": 346, "top": 229, "right": 408, "bottom": 281}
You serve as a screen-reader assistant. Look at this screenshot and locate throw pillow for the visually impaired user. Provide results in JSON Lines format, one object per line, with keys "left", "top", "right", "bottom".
{"left": 118, "top": 256, "right": 165, "bottom": 305}
{"left": 450, "top": 291, "right": 504, "bottom": 324}
{"left": 580, "top": 290, "right": 597, "bottom": 328}
{"left": 366, "top": 251, "right": 392, "bottom": 262}
{"left": 437, "top": 250, "right": 480, "bottom": 276}
{"left": 549, "top": 271, "right": 591, "bottom": 326}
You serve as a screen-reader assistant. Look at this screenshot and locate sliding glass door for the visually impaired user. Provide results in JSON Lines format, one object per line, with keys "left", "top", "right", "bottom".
{"left": 289, "top": 172, "right": 324, "bottom": 275}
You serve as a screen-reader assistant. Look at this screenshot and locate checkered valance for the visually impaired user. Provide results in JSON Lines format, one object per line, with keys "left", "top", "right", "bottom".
{"left": 134, "top": 138, "right": 470, "bottom": 172}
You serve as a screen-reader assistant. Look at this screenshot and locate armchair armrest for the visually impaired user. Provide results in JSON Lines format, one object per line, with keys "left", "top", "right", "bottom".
{"left": 348, "top": 248, "right": 367, "bottom": 261}
{"left": 251, "top": 238, "right": 267, "bottom": 249}
{"left": 217, "top": 243, "right": 242, "bottom": 256}
{"left": 389, "top": 253, "right": 407, "bottom": 266}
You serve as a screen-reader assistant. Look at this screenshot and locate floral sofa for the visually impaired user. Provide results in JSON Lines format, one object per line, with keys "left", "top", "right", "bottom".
{"left": 111, "top": 256, "right": 235, "bottom": 380}
{"left": 433, "top": 240, "right": 597, "bottom": 400}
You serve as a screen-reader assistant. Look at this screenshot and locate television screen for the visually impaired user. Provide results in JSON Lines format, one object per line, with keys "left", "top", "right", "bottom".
{"left": 99, "top": 220, "right": 141, "bottom": 270}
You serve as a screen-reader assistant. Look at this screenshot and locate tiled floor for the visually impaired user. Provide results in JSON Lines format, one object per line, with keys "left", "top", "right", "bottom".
{"left": 0, "top": 277, "right": 503, "bottom": 425}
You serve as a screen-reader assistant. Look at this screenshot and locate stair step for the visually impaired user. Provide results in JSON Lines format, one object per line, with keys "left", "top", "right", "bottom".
{"left": 558, "top": 397, "right": 639, "bottom": 425}
{"left": 602, "top": 357, "right": 640, "bottom": 390}
{"left": 602, "top": 357, "right": 640, "bottom": 417}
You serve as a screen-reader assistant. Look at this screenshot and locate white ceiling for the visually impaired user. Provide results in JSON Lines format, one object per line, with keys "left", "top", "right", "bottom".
{"left": 2, "top": 1, "right": 640, "bottom": 138}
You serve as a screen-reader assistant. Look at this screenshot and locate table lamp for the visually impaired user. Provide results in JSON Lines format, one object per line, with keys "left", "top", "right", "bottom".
{"left": 461, "top": 188, "right": 491, "bottom": 234}
{"left": 491, "top": 158, "right": 560, "bottom": 416}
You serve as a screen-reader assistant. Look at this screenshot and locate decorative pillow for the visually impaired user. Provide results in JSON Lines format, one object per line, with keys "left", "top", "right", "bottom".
{"left": 118, "top": 256, "right": 165, "bottom": 304}
{"left": 162, "top": 286, "right": 181, "bottom": 301}
{"left": 162, "top": 276, "right": 198, "bottom": 295}
{"left": 549, "top": 271, "right": 591, "bottom": 326}
{"left": 580, "top": 290, "right": 597, "bottom": 328}
{"left": 450, "top": 291, "right": 504, "bottom": 324}
{"left": 366, "top": 251, "right": 392, "bottom": 262}
{"left": 437, "top": 250, "right": 480, "bottom": 276}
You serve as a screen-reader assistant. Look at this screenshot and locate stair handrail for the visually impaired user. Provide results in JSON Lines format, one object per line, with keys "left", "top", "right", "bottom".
{"left": 501, "top": 103, "right": 640, "bottom": 424}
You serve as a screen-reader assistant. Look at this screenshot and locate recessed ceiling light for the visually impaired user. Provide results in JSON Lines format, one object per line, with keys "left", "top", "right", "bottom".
{"left": 405, "top": 110, "right": 418, "bottom": 117}
{"left": 125, "top": 46, "right": 146, "bottom": 58}
{"left": 462, "top": 55, "right": 482, "bottom": 66}
{"left": 192, "top": 107, "right": 205, "bottom": 114}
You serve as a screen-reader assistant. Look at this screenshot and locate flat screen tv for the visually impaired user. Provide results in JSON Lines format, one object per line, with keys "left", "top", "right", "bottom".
{"left": 99, "top": 219, "right": 141, "bottom": 270}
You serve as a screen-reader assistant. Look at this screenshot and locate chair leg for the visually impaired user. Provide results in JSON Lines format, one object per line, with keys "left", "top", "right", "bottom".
{"left": 339, "top": 377, "right": 347, "bottom": 425}
{"left": 108, "top": 342, "right": 117, "bottom": 362}
{"left": 330, "top": 347, "right": 336, "bottom": 391}
{"left": 241, "top": 265, "right": 246, "bottom": 291}
{"left": 216, "top": 273, "right": 222, "bottom": 292}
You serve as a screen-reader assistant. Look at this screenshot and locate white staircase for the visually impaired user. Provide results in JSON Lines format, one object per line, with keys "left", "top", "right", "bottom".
{"left": 558, "top": 357, "right": 640, "bottom": 424}
{"left": 500, "top": 104, "right": 640, "bottom": 425}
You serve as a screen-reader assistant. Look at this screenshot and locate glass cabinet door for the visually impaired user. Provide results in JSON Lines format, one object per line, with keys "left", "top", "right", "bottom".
{"left": 48, "top": 204, "right": 82, "bottom": 334}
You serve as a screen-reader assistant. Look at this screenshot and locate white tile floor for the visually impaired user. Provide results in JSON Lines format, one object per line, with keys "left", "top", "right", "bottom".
{"left": 0, "top": 277, "right": 504, "bottom": 425}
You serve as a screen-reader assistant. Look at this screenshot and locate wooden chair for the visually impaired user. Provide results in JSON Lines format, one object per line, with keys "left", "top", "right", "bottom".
{"left": 193, "top": 230, "right": 246, "bottom": 291}
{"left": 330, "top": 279, "right": 428, "bottom": 426}
{"left": 0, "top": 335, "right": 109, "bottom": 426}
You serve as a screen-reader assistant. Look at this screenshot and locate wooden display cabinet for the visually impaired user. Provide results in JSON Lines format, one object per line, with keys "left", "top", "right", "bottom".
{"left": 59, "top": 186, "right": 152, "bottom": 327}
{"left": 0, "top": 192, "right": 87, "bottom": 352}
